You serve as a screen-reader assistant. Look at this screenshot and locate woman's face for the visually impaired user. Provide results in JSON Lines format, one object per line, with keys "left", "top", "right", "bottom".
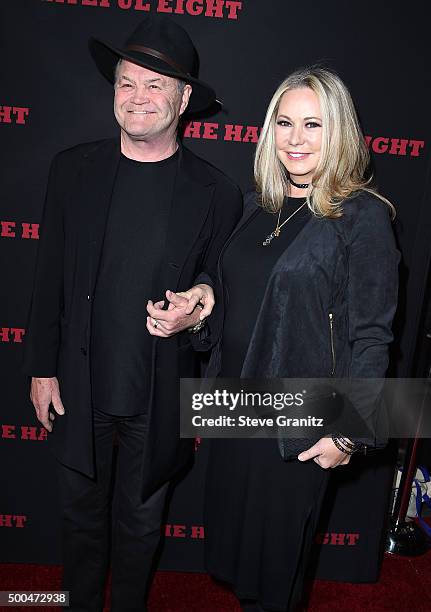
{"left": 275, "top": 87, "right": 322, "bottom": 185}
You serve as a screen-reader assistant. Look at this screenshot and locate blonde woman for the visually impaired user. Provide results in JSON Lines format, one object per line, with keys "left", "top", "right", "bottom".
{"left": 204, "top": 67, "right": 399, "bottom": 611}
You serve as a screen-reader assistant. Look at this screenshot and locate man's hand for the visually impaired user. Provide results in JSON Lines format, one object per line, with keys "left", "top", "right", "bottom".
{"left": 146, "top": 284, "right": 214, "bottom": 338}
{"left": 297, "top": 437, "right": 351, "bottom": 469}
{"left": 30, "top": 377, "right": 65, "bottom": 432}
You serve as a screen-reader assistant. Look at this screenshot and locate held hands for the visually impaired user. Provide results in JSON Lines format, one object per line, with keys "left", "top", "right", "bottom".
{"left": 146, "top": 283, "right": 214, "bottom": 338}
{"left": 297, "top": 437, "right": 351, "bottom": 469}
{"left": 30, "top": 377, "right": 65, "bottom": 433}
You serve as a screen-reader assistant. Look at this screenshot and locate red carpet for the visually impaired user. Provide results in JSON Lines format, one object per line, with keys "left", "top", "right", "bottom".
{"left": 1, "top": 552, "right": 431, "bottom": 611}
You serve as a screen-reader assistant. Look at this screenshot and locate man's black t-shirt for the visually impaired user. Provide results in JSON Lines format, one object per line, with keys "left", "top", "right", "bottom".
{"left": 91, "top": 150, "right": 178, "bottom": 416}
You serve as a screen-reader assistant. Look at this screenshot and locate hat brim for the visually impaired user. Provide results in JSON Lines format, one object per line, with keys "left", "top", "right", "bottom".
{"left": 89, "top": 37, "right": 217, "bottom": 115}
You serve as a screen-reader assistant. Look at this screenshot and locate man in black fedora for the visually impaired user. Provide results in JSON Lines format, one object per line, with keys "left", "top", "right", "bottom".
{"left": 24, "top": 14, "right": 242, "bottom": 611}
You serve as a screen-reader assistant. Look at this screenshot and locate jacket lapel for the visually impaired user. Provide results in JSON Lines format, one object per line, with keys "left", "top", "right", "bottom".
{"left": 83, "top": 138, "right": 121, "bottom": 298}
{"left": 83, "top": 139, "right": 120, "bottom": 302}
{"left": 151, "top": 144, "right": 215, "bottom": 301}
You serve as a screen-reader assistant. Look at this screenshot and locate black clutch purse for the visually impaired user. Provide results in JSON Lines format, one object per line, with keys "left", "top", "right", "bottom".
{"left": 278, "top": 436, "right": 319, "bottom": 461}
{"left": 277, "top": 387, "right": 342, "bottom": 461}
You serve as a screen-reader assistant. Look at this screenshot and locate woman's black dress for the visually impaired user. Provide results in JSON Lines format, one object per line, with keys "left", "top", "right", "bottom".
{"left": 204, "top": 198, "right": 330, "bottom": 611}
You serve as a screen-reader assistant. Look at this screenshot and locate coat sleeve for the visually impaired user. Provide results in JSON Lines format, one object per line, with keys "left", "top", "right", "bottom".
{"left": 22, "top": 154, "right": 65, "bottom": 377}
{"left": 347, "top": 197, "right": 399, "bottom": 377}
{"left": 345, "top": 196, "right": 400, "bottom": 447}
{"left": 190, "top": 177, "right": 243, "bottom": 351}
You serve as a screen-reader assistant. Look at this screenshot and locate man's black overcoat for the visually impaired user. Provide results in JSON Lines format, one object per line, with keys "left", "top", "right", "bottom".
{"left": 24, "top": 138, "right": 242, "bottom": 499}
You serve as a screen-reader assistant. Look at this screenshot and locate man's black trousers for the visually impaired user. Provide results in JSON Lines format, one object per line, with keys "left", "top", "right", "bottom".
{"left": 56, "top": 408, "right": 168, "bottom": 612}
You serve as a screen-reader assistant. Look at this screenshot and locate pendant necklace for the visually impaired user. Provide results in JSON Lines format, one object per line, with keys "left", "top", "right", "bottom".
{"left": 262, "top": 201, "right": 307, "bottom": 247}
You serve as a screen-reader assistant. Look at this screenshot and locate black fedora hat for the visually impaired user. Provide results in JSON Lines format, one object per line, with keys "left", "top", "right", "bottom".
{"left": 89, "top": 15, "right": 216, "bottom": 114}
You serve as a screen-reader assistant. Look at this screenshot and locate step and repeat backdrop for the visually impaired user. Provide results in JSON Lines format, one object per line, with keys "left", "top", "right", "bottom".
{"left": 1, "top": 0, "right": 431, "bottom": 583}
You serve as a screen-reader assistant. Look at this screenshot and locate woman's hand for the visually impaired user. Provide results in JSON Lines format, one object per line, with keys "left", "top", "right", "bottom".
{"left": 146, "top": 284, "right": 214, "bottom": 337}
{"left": 297, "top": 437, "right": 351, "bottom": 469}
{"left": 175, "top": 283, "right": 214, "bottom": 319}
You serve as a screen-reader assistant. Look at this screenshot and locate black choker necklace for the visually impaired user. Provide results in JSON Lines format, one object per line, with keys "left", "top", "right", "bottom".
{"left": 289, "top": 176, "right": 310, "bottom": 189}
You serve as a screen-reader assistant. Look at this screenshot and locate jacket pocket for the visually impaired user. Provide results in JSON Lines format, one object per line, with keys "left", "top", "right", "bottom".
{"left": 328, "top": 312, "right": 336, "bottom": 376}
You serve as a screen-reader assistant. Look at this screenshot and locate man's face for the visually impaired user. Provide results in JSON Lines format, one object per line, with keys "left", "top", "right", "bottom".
{"left": 114, "top": 60, "right": 192, "bottom": 144}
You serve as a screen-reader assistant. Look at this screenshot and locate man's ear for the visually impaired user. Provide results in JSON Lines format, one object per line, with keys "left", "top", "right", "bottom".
{"left": 179, "top": 84, "right": 193, "bottom": 116}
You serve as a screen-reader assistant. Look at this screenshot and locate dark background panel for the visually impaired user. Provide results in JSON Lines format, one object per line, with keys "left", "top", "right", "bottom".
{"left": 1, "top": 0, "right": 430, "bottom": 581}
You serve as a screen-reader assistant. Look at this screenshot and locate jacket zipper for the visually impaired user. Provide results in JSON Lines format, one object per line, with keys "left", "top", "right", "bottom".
{"left": 329, "top": 312, "right": 336, "bottom": 376}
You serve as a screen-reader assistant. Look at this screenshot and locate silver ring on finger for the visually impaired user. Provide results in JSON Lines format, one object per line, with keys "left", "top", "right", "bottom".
{"left": 153, "top": 319, "right": 158, "bottom": 328}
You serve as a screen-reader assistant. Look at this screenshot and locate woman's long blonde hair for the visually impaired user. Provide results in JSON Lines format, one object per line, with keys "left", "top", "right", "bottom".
{"left": 254, "top": 67, "right": 394, "bottom": 218}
